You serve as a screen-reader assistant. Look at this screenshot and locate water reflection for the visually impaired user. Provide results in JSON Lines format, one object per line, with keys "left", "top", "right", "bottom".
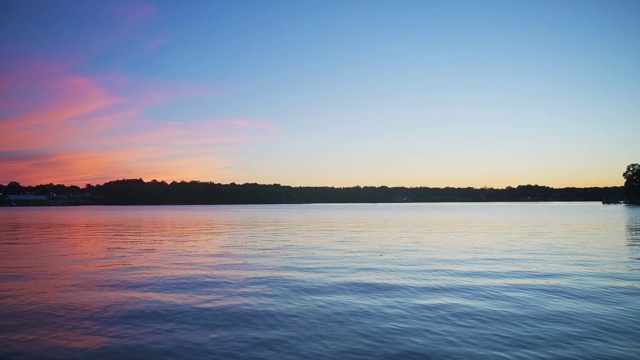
{"left": 625, "top": 205, "right": 640, "bottom": 261}
{"left": 2, "top": 204, "right": 640, "bottom": 359}
{"left": 0, "top": 207, "right": 246, "bottom": 357}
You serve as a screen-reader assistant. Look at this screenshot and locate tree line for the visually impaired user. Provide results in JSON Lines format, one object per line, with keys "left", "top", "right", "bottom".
{"left": 0, "top": 179, "right": 626, "bottom": 205}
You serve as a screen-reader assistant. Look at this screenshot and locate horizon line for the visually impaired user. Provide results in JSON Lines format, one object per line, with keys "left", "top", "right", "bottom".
{"left": 0, "top": 178, "right": 624, "bottom": 191}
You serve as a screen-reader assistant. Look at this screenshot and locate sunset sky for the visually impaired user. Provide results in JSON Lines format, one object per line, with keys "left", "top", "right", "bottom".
{"left": 1, "top": 0, "right": 639, "bottom": 187}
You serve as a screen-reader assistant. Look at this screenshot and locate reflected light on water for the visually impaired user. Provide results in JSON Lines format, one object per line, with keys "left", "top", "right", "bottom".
{"left": 625, "top": 206, "right": 640, "bottom": 263}
{"left": 1, "top": 204, "right": 639, "bottom": 359}
{"left": 0, "top": 207, "right": 246, "bottom": 356}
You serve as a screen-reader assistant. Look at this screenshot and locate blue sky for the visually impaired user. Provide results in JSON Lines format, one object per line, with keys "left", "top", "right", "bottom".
{"left": 1, "top": 0, "right": 638, "bottom": 187}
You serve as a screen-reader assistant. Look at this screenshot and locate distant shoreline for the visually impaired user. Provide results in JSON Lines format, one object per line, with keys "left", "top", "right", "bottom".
{"left": 1, "top": 179, "right": 630, "bottom": 206}
{"left": 3, "top": 201, "right": 639, "bottom": 208}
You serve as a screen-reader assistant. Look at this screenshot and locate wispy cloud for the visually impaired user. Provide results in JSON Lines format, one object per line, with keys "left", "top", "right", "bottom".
{"left": 0, "top": 2, "right": 281, "bottom": 186}
{"left": 0, "top": 62, "right": 122, "bottom": 134}
{"left": 147, "top": 36, "right": 170, "bottom": 51}
{"left": 120, "top": 3, "right": 157, "bottom": 24}
{"left": 0, "top": 61, "right": 278, "bottom": 185}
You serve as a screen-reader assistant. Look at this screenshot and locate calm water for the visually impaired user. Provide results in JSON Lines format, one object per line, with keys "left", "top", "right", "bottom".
{"left": 1, "top": 203, "right": 639, "bottom": 359}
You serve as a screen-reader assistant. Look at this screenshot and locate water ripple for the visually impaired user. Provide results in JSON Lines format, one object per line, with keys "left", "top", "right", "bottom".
{"left": 1, "top": 204, "right": 639, "bottom": 359}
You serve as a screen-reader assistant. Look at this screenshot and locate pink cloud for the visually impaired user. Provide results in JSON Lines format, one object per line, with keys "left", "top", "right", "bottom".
{"left": 0, "top": 61, "right": 121, "bottom": 132}
{"left": 148, "top": 36, "right": 170, "bottom": 51}
{"left": 0, "top": 62, "right": 279, "bottom": 186}
{"left": 0, "top": 149, "right": 235, "bottom": 186}
{"left": 92, "top": 118, "right": 276, "bottom": 150}
{"left": 121, "top": 4, "right": 156, "bottom": 23}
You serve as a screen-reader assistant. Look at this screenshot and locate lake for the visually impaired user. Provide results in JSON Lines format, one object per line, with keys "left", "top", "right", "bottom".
{"left": 1, "top": 203, "right": 639, "bottom": 359}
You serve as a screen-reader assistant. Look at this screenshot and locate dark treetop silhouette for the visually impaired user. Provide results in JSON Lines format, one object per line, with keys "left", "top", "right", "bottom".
{"left": 0, "top": 179, "right": 624, "bottom": 205}
{"left": 623, "top": 163, "right": 640, "bottom": 202}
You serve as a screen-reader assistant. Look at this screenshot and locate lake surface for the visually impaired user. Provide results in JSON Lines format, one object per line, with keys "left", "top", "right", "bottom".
{"left": 1, "top": 203, "right": 639, "bottom": 359}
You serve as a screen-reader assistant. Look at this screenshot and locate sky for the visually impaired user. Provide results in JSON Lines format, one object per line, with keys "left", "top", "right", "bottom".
{"left": 1, "top": 0, "right": 639, "bottom": 188}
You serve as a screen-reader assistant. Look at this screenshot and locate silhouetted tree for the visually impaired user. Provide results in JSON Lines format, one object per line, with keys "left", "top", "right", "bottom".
{"left": 6, "top": 181, "right": 24, "bottom": 195}
{"left": 0, "top": 179, "right": 626, "bottom": 205}
{"left": 623, "top": 163, "right": 640, "bottom": 200}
